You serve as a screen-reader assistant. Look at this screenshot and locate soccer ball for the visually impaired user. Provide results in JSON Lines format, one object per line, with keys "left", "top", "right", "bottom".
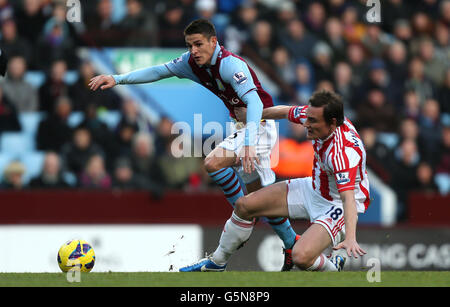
{"left": 57, "top": 239, "right": 96, "bottom": 273}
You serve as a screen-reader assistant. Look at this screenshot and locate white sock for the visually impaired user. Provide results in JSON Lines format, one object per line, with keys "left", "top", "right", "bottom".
{"left": 306, "top": 254, "right": 338, "bottom": 272}
{"left": 212, "top": 212, "right": 254, "bottom": 266}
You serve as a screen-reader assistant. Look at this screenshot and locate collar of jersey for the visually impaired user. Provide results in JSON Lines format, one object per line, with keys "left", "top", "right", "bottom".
{"left": 201, "top": 43, "right": 221, "bottom": 68}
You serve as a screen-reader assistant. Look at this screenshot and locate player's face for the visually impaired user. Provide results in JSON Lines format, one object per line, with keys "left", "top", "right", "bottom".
{"left": 185, "top": 33, "right": 217, "bottom": 66}
{"left": 304, "top": 106, "right": 336, "bottom": 140}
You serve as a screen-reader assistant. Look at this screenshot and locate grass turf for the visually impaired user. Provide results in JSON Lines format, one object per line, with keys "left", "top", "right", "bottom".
{"left": 0, "top": 271, "right": 449, "bottom": 287}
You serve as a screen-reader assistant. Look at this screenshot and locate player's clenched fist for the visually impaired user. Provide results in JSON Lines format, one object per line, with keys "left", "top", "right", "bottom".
{"left": 89, "top": 75, "right": 116, "bottom": 91}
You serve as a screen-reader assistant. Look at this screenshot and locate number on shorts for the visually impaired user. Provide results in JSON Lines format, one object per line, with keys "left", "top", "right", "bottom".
{"left": 330, "top": 208, "right": 343, "bottom": 220}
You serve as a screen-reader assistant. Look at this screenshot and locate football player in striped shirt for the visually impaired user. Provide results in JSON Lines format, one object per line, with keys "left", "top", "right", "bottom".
{"left": 191, "top": 90, "right": 368, "bottom": 272}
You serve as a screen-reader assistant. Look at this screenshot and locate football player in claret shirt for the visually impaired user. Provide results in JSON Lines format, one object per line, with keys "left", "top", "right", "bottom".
{"left": 89, "top": 19, "right": 299, "bottom": 271}
{"left": 186, "top": 90, "right": 369, "bottom": 272}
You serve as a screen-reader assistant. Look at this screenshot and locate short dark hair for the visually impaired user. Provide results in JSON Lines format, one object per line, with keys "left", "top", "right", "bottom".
{"left": 184, "top": 19, "right": 216, "bottom": 39}
{"left": 309, "top": 90, "right": 344, "bottom": 126}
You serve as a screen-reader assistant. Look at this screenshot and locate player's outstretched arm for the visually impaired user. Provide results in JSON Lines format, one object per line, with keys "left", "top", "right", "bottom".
{"left": 333, "top": 189, "right": 366, "bottom": 258}
{"left": 261, "top": 105, "right": 291, "bottom": 120}
{"left": 89, "top": 74, "right": 116, "bottom": 91}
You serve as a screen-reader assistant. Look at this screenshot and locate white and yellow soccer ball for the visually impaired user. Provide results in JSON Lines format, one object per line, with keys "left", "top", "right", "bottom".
{"left": 57, "top": 239, "right": 96, "bottom": 273}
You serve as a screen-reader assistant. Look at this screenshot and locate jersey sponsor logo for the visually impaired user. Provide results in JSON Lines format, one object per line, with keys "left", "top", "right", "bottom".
{"left": 336, "top": 172, "right": 350, "bottom": 185}
{"left": 233, "top": 71, "right": 247, "bottom": 85}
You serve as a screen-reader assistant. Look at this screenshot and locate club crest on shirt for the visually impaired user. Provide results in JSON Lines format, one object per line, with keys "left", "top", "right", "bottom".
{"left": 172, "top": 56, "right": 182, "bottom": 64}
{"left": 215, "top": 78, "right": 226, "bottom": 91}
{"left": 233, "top": 71, "right": 247, "bottom": 85}
{"left": 336, "top": 172, "right": 350, "bottom": 185}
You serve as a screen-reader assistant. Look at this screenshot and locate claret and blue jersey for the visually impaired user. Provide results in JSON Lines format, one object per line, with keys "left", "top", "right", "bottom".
{"left": 112, "top": 43, "right": 273, "bottom": 146}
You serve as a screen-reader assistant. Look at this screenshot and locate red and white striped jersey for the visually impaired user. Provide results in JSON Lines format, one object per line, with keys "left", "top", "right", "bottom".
{"left": 288, "top": 105, "right": 370, "bottom": 212}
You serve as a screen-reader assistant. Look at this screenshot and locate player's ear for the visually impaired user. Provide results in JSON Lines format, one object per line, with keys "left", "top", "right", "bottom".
{"left": 210, "top": 35, "right": 217, "bottom": 45}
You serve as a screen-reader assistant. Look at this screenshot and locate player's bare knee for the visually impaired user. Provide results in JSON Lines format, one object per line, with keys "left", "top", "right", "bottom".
{"left": 204, "top": 156, "right": 221, "bottom": 173}
{"left": 292, "top": 248, "right": 315, "bottom": 270}
{"left": 234, "top": 197, "right": 254, "bottom": 220}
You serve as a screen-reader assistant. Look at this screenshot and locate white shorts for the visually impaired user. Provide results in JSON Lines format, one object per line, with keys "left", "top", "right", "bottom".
{"left": 286, "top": 177, "right": 346, "bottom": 246}
{"left": 218, "top": 120, "right": 277, "bottom": 187}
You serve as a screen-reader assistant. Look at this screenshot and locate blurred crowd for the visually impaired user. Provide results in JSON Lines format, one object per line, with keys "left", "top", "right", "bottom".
{"left": 0, "top": 0, "right": 448, "bottom": 220}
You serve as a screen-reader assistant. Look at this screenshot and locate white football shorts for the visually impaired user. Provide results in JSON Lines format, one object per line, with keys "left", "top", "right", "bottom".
{"left": 286, "top": 177, "right": 346, "bottom": 246}
{"left": 218, "top": 119, "right": 277, "bottom": 187}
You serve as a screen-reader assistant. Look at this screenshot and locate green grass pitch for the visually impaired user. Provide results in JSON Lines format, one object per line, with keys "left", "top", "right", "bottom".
{"left": 0, "top": 271, "right": 449, "bottom": 287}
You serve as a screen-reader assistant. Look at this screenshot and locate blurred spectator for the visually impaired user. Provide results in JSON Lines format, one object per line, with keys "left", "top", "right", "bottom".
{"left": 36, "top": 96, "right": 73, "bottom": 152}
{"left": 360, "top": 126, "right": 392, "bottom": 182}
{"left": 345, "top": 43, "right": 367, "bottom": 88}
{"left": 411, "top": 11, "right": 434, "bottom": 38}
{"left": 29, "top": 151, "right": 70, "bottom": 189}
{"left": 0, "top": 160, "right": 25, "bottom": 189}
{"left": 0, "top": 85, "right": 20, "bottom": 132}
{"left": 84, "top": 0, "right": 121, "bottom": 47}
{"left": 271, "top": 46, "right": 296, "bottom": 86}
{"left": 79, "top": 154, "right": 112, "bottom": 189}
{"left": 118, "top": 0, "right": 158, "bottom": 46}
{"left": 392, "top": 19, "right": 413, "bottom": 48}
{"left": 0, "top": 18, "right": 33, "bottom": 67}
{"left": 60, "top": 125, "right": 105, "bottom": 176}
{"left": 435, "top": 126, "right": 450, "bottom": 195}
{"left": 15, "top": 0, "right": 47, "bottom": 47}
{"left": 434, "top": 21, "right": 450, "bottom": 60}
{"left": 412, "top": 161, "right": 439, "bottom": 194}
{"left": 356, "top": 87, "right": 398, "bottom": 132}
{"left": 279, "top": 18, "right": 317, "bottom": 61}
{"left": 247, "top": 19, "right": 277, "bottom": 64}
{"left": 0, "top": 0, "right": 13, "bottom": 24}
{"left": 153, "top": 115, "right": 175, "bottom": 156}
{"left": 333, "top": 61, "right": 356, "bottom": 120}
{"left": 324, "top": 17, "right": 347, "bottom": 62}
{"left": 311, "top": 41, "right": 334, "bottom": 84}
{"left": 390, "top": 138, "right": 421, "bottom": 221}
{"left": 110, "top": 121, "right": 138, "bottom": 163}
{"left": 68, "top": 60, "right": 121, "bottom": 111}
{"left": 402, "top": 90, "right": 421, "bottom": 120}
{"left": 111, "top": 156, "right": 154, "bottom": 190}
{"left": 130, "top": 132, "right": 166, "bottom": 187}
{"left": 381, "top": 0, "right": 413, "bottom": 33}
{"left": 385, "top": 40, "right": 408, "bottom": 107}
{"left": 158, "top": 135, "right": 204, "bottom": 190}
{"left": 117, "top": 98, "right": 153, "bottom": 133}
{"left": 416, "top": 37, "right": 446, "bottom": 86}
{"left": 224, "top": 0, "right": 259, "bottom": 53}
{"left": 0, "top": 55, "right": 38, "bottom": 112}
{"left": 293, "top": 60, "right": 314, "bottom": 105}
{"left": 341, "top": 5, "right": 366, "bottom": 44}
{"left": 418, "top": 98, "right": 443, "bottom": 165}
{"left": 436, "top": 68, "right": 450, "bottom": 115}
{"left": 39, "top": 59, "right": 69, "bottom": 114}
{"left": 404, "top": 56, "right": 435, "bottom": 106}
{"left": 36, "top": 3, "right": 78, "bottom": 69}
{"left": 79, "top": 103, "right": 116, "bottom": 168}
{"left": 303, "top": 1, "right": 327, "bottom": 37}
{"left": 157, "top": 0, "right": 190, "bottom": 47}
{"left": 361, "top": 23, "right": 392, "bottom": 58}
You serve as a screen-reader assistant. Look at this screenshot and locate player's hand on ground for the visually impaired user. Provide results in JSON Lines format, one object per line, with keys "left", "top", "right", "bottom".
{"left": 333, "top": 238, "right": 366, "bottom": 258}
{"left": 89, "top": 75, "right": 116, "bottom": 91}
{"left": 236, "top": 145, "right": 260, "bottom": 174}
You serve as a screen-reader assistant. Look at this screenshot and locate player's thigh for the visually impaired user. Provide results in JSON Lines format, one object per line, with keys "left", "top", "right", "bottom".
{"left": 235, "top": 181, "right": 289, "bottom": 219}
{"left": 204, "top": 146, "right": 236, "bottom": 172}
{"left": 292, "top": 223, "right": 332, "bottom": 266}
